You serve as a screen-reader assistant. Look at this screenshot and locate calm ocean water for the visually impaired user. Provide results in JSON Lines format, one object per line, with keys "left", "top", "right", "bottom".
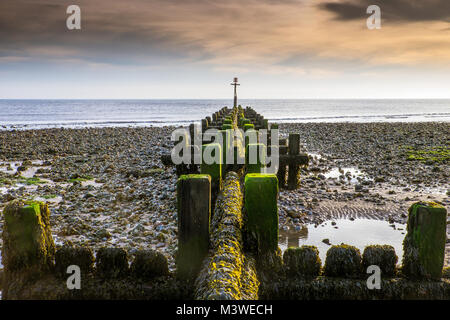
{"left": 0, "top": 99, "right": 449, "bottom": 129}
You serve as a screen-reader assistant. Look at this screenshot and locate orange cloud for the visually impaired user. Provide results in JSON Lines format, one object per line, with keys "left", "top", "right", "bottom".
{"left": 0, "top": 0, "right": 449, "bottom": 73}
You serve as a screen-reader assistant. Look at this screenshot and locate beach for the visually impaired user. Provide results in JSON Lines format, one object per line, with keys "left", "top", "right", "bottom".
{"left": 0, "top": 122, "right": 449, "bottom": 271}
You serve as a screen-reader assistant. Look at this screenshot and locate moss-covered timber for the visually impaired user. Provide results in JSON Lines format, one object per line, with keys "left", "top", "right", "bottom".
{"left": 55, "top": 246, "right": 95, "bottom": 278}
{"left": 283, "top": 246, "right": 321, "bottom": 278}
{"left": 245, "top": 143, "right": 266, "bottom": 174}
{"left": 201, "top": 143, "right": 222, "bottom": 190}
{"left": 259, "top": 277, "right": 450, "bottom": 300}
{"left": 243, "top": 123, "right": 255, "bottom": 132}
{"left": 176, "top": 174, "right": 211, "bottom": 280}
{"left": 362, "top": 245, "right": 398, "bottom": 277}
{"left": 240, "top": 118, "right": 251, "bottom": 128}
{"left": 244, "top": 173, "right": 279, "bottom": 254}
{"left": 324, "top": 244, "right": 362, "bottom": 278}
{"left": 130, "top": 249, "right": 169, "bottom": 280}
{"left": 2, "top": 200, "right": 55, "bottom": 273}
{"left": 194, "top": 172, "right": 259, "bottom": 300}
{"left": 96, "top": 248, "right": 129, "bottom": 279}
{"left": 402, "top": 201, "right": 447, "bottom": 280}
{"left": 2, "top": 200, "right": 55, "bottom": 299}
{"left": 2, "top": 242, "right": 189, "bottom": 300}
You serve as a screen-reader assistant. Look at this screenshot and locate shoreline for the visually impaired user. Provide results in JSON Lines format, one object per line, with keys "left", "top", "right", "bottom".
{"left": 0, "top": 122, "right": 448, "bottom": 270}
{"left": 1, "top": 118, "right": 450, "bottom": 131}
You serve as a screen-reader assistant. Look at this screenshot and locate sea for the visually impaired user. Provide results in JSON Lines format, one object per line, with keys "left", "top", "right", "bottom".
{"left": 0, "top": 99, "right": 449, "bottom": 130}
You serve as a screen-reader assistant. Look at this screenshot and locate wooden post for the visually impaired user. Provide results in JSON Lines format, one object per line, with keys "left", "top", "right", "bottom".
{"left": 246, "top": 143, "right": 266, "bottom": 174}
{"left": 201, "top": 143, "right": 222, "bottom": 191}
{"left": 244, "top": 174, "right": 279, "bottom": 254}
{"left": 287, "top": 133, "right": 300, "bottom": 190}
{"left": 176, "top": 174, "right": 211, "bottom": 279}
{"left": 231, "top": 78, "right": 240, "bottom": 108}
{"left": 277, "top": 140, "right": 287, "bottom": 188}
{"left": 2, "top": 200, "right": 56, "bottom": 299}
{"left": 402, "top": 202, "right": 448, "bottom": 280}
{"left": 201, "top": 118, "right": 208, "bottom": 133}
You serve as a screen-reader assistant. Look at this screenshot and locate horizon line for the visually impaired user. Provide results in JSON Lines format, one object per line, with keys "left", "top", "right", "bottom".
{"left": 1, "top": 98, "right": 450, "bottom": 101}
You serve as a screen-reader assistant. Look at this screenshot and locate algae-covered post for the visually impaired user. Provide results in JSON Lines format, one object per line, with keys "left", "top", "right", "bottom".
{"left": 176, "top": 174, "right": 212, "bottom": 279}
{"left": 402, "top": 201, "right": 447, "bottom": 280}
{"left": 362, "top": 245, "right": 398, "bottom": 277}
{"left": 283, "top": 246, "right": 322, "bottom": 278}
{"left": 200, "top": 143, "right": 222, "bottom": 191}
{"left": 2, "top": 200, "right": 56, "bottom": 299}
{"left": 324, "top": 244, "right": 362, "bottom": 278}
{"left": 245, "top": 143, "right": 266, "bottom": 174}
{"left": 244, "top": 174, "right": 279, "bottom": 253}
{"left": 201, "top": 118, "right": 209, "bottom": 133}
{"left": 2, "top": 200, "right": 55, "bottom": 272}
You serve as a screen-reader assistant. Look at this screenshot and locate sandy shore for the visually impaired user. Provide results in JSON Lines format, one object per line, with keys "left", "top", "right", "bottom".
{"left": 0, "top": 122, "right": 449, "bottom": 269}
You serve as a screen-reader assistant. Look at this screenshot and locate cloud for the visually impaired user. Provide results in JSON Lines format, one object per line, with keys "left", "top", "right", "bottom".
{"left": 320, "top": 0, "right": 450, "bottom": 22}
{"left": 0, "top": 0, "right": 449, "bottom": 75}
{"left": 0, "top": 0, "right": 216, "bottom": 66}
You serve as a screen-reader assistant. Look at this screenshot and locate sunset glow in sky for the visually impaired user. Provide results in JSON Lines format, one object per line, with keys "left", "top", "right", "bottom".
{"left": 0, "top": 0, "right": 449, "bottom": 99}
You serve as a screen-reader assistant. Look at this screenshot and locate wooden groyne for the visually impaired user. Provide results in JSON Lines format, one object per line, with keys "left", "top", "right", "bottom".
{"left": 1, "top": 105, "right": 449, "bottom": 300}
{"left": 194, "top": 172, "right": 259, "bottom": 300}
{"left": 1, "top": 200, "right": 191, "bottom": 299}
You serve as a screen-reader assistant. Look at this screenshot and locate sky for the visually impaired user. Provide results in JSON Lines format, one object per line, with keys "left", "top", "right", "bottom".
{"left": 0, "top": 0, "right": 449, "bottom": 99}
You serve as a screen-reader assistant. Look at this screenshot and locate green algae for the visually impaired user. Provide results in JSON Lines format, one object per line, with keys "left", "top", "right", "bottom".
{"left": 0, "top": 177, "right": 12, "bottom": 185}
{"left": 402, "top": 201, "right": 447, "bottom": 280}
{"left": 201, "top": 143, "right": 222, "bottom": 188}
{"left": 245, "top": 143, "right": 266, "bottom": 174}
{"left": 243, "top": 123, "right": 254, "bottom": 132}
{"left": 283, "top": 245, "right": 321, "bottom": 278}
{"left": 244, "top": 173, "right": 279, "bottom": 254}
{"left": 42, "top": 194, "right": 57, "bottom": 199}
{"left": 362, "top": 245, "right": 398, "bottom": 277}
{"left": 324, "top": 244, "right": 362, "bottom": 278}
{"left": 219, "top": 129, "right": 232, "bottom": 175}
{"left": 259, "top": 276, "right": 450, "bottom": 300}
{"left": 194, "top": 172, "right": 259, "bottom": 300}
{"left": 2, "top": 200, "right": 55, "bottom": 273}
{"left": 68, "top": 175, "right": 94, "bottom": 183}
{"left": 443, "top": 267, "right": 450, "bottom": 279}
{"left": 18, "top": 176, "right": 46, "bottom": 185}
{"left": 404, "top": 146, "right": 449, "bottom": 163}
{"left": 55, "top": 246, "right": 95, "bottom": 278}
